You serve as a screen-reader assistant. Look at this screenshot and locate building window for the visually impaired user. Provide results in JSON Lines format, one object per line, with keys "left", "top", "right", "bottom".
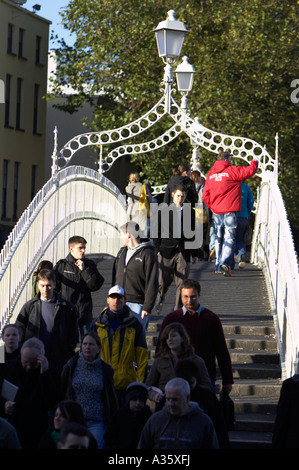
{"left": 1, "top": 160, "right": 9, "bottom": 220}
{"left": 16, "top": 78, "right": 24, "bottom": 130}
{"left": 35, "top": 36, "right": 42, "bottom": 65}
{"left": 18, "top": 28, "right": 26, "bottom": 59}
{"left": 7, "top": 24, "right": 15, "bottom": 55}
{"left": 31, "top": 165, "right": 37, "bottom": 200}
{"left": 4, "top": 74, "right": 13, "bottom": 129}
{"left": 33, "top": 83, "right": 40, "bottom": 134}
{"left": 13, "top": 162, "right": 20, "bottom": 220}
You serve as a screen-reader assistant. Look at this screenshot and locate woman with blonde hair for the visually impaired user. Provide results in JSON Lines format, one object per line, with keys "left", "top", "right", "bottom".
{"left": 125, "top": 172, "right": 152, "bottom": 236}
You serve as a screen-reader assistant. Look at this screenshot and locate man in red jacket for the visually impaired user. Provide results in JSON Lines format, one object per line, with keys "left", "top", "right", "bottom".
{"left": 202, "top": 152, "right": 258, "bottom": 276}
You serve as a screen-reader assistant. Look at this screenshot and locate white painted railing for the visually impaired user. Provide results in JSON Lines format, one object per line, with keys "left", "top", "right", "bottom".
{"left": 251, "top": 177, "right": 299, "bottom": 380}
{"left": 0, "top": 166, "right": 126, "bottom": 330}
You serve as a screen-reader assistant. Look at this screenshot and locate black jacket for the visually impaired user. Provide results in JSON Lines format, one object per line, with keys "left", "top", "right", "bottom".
{"left": 112, "top": 241, "right": 158, "bottom": 313}
{"left": 152, "top": 203, "right": 200, "bottom": 262}
{"left": 272, "top": 374, "right": 299, "bottom": 448}
{"left": 105, "top": 403, "right": 152, "bottom": 449}
{"left": 15, "top": 292, "right": 78, "bottom": 373}
{"left": 0, "top": 358, "right": 62, "bottom": 449}
{"left": 54, "top": 254, "right": 104, "bottom": 325}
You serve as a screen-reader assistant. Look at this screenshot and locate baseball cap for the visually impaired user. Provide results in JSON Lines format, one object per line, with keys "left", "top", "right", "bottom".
{"left": 108, "top": 285, "right": 125, "bottom": 297}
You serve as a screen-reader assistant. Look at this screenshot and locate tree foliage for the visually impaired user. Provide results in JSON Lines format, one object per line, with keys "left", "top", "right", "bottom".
{"left": 50, "top": 0, "right": 299, "bottom": 230}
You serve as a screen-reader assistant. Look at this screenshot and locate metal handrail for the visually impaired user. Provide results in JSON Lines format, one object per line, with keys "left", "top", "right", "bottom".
{"left": 251, "top": 180, "right": 299, "bottom": 379}
{"left": 0, "top": 166, "right": 126, "bottom": 332}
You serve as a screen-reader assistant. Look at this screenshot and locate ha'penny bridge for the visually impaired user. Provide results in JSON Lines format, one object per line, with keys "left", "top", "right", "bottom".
{"left": 0, "top": 10, "right": 298, "bottom": 449}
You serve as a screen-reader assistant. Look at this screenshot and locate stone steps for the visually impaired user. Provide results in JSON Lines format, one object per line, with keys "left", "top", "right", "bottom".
{"left": 147, "top": 305, "right": 280, "bottom": 449}
{"left": 228, "top": 430, "right": 274, "bottom": 449}
{"left": 220, "top": 324, "right": 280, "bottom": 448}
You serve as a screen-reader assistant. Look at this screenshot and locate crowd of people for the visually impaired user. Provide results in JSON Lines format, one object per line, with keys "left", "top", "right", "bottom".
{"left": 0, "top": 152, "right": 269, "bottom": 450}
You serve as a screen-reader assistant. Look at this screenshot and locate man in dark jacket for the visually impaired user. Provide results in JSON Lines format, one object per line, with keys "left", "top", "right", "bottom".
{"left": 156, "top": 278, "right": 233, "bottom": 395}
{"left": 153, "top": 184, "right": 200, "bottom": 312}
{"left": 112, "top": 222, "right": 158, "bottom": 331}
{"left": 15, "top": 268, "right": 78, "bottom": 373}
{"left": 163, "top": 162, "right": 198, "bottom": 205}
{"left": 0, "top": 337, "right": 62, "bottom": 449}
{"left": 54, "top": 235, "right": 104, "bottom": 335}
{"left": 137, "top": 378, "right": 218, "bottom": 449}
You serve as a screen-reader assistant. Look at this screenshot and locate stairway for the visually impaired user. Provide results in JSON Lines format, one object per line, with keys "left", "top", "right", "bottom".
{"left": 148, "top": 312, "right": 281, "bottom": 449}
{"left": 222, "top": 321, "right": 281, "bottom": 448}
{"left": 147, "top": 260, "right": 282, "bottom": 450}
{"left": 91, "top": 254, "right": 282, "bottom": 449}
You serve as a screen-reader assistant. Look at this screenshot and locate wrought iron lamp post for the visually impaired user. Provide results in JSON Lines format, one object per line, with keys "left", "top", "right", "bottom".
{"left": 154, "top": 10, "right": 192, "bottom": 112}
{"left": 175, "top": 56, "right": 195, "bottom": 111}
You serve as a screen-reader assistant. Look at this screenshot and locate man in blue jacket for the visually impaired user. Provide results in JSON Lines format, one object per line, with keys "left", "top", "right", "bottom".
{"left": 235, "top": 182, "right": 254, "bottom": 269}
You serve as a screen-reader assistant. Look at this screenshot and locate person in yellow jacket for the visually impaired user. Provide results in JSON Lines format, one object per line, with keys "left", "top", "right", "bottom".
{"left": 90, "top": 285, "right": 148, "bottom": 405}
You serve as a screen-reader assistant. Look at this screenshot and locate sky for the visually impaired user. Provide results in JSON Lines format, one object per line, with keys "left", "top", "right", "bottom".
{"left": 24, "top": 0, "right": 75, "bottom": 46}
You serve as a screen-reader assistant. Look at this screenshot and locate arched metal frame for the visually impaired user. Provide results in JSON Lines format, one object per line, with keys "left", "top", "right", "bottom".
{"left": 51, "top": 18, "right": 278, "bottom": 190}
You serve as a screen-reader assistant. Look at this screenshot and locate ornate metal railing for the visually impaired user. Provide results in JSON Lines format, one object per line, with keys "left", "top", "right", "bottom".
{"left": 0, "top": 166, "right": 126, "bottom": 331}
{"left": 251, "top": 180, "right": 299, "bottom": 380}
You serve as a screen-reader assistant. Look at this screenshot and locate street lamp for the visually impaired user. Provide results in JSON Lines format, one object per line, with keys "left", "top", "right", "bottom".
{"left": 154, "top": 10, "right": 189, "bottom": 61}
{"left": 175, "top": 56, "right": 195, "bottom": 92}
{"left": 175, "top": 56, "right": 195, "bottom": 110}
{"left": 154, "top": 10, "right": 189, "bottom": 112}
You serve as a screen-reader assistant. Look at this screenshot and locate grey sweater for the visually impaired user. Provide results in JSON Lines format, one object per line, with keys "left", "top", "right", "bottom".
{"left": 138, "top": 402, "right": 219, "bottom": 449}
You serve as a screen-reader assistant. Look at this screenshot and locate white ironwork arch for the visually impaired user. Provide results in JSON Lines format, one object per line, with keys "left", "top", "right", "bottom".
{"left": 102, "top": 123, "right": 183, "bottom": 173}
{"left": 51, "top": 85, "right": 277, "bottom": 184}
{"left": 52, "top": 95, "right": 167, "bottom": 173}
{"left": 168, "top": 96, "right": 277, "bottom": 179}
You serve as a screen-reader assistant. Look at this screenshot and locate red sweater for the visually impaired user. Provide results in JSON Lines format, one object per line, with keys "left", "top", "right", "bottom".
{"left": 202, "top": 160, "right": 258, "bottom": 214}
{"left": 156, "top": 308, "right": 233, "bottom": 385}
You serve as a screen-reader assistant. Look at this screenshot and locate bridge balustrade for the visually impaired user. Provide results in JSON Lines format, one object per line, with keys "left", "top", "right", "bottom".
{"left": 0, "top": 166, "right": 126, "bottom": 330}
{"left": 251, "top": 178, "right": 299, "bottom": 379}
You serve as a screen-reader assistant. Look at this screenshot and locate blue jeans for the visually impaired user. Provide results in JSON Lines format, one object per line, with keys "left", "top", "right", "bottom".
{"left": 86, "top": 420, "right": 106, "bottom": 449}
{"left": 235, "top": 217, "right": 248, "bottom": 262}
{"left": 126, "top": 301, "right": 149, "bottom": 331}
{"left": 213, "top": 212, "right": 238, "bottom": 271}
{"left": 209, "top": 220, "right": 216, "bottom": 250}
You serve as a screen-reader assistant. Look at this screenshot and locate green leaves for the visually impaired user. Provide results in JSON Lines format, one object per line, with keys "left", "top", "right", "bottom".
{"left": 51, "top": 0, "right": 299, "bottom": 231}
